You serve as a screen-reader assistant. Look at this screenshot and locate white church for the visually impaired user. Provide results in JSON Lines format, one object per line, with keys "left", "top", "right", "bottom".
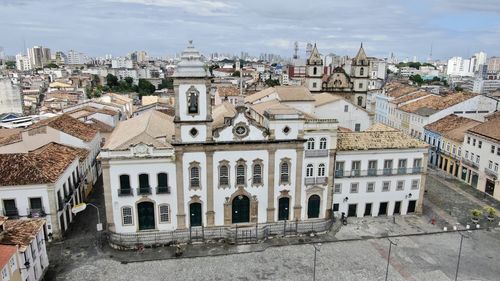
{"left": 100, "top": 42, "right": 428, "bottom": 235}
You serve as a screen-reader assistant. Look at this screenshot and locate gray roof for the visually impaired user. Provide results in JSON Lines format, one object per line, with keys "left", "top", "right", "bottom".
{"left": 173, "top": 41, "right": 209, "bottom": 78}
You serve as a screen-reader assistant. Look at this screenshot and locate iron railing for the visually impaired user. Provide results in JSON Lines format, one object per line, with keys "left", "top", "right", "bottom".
{"left": 118, "top": 188, "right": 133, "bottom": 196}
{"left": 462, "top": 158, "right": 478, "bottom": 169}
{"left": 485, "top": 167, "right": 498, "bottom": 179}
{"left": 2, "top": 208, "right": 19, "bottom": 217}
{"left": 305, "top": 149, "right": 329, "bottom": 158}
{"left": 305, "top": 177, "right": 328, "bottom": 185}
{"left": 27, "top": 207, "right": 46, "bottom": 218}
{"left": 136, "top": 187, "right": 152, "bottom": 195}
{"left": 334, "top": 168, "right": 423, "bottom": 178}
{"left": 156, "top": 186, "right": 170, "bottom": 194}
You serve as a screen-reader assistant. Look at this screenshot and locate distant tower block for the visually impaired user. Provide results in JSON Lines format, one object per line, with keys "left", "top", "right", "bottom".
{"left": 293, "top": 41, "right": 299, "bottom": 59}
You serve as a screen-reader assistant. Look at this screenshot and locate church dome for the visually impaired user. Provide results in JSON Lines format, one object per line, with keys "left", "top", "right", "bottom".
{"left": 173, "top": 41, "right": 209, "bottom": 78}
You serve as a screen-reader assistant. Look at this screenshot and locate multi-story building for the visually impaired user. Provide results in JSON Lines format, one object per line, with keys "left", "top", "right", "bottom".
{"left": 15, "top": 54, "right": 31, "bottom": 71}
{"left": 66, "top": 50, "right": 88, "bottom": 65}
{"left": 100, "top": 43, "right": 428, "bottom": 243}
{"left": 27, "top": 46, "right": 51, "bottom": 69}
{"left": 461, "top": 113, "right": 500, "bottom": 199}
{"left": 487, "top": 57, "right": 500, "bottom": 73}
{"left": 0, "top": 143, "right": 89, "bottom": 239}
{"left": 423, "top": 114, "right": 481, "bottom": 174}
{"left": 0, "top": 218, "right": 49, "bottom": 281}
{"left": 333, "top": 124, "right": 428, "bottom": 217}
{"left": 0, "top": 243, "right": 22, "bottom": 281}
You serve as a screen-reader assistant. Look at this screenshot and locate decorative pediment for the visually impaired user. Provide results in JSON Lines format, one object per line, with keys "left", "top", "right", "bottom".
{"left": 213, "top": 105, "right": 269, "bottom": 141}
{"left": 131, "top": 143, "right": 151, "bottom": 157}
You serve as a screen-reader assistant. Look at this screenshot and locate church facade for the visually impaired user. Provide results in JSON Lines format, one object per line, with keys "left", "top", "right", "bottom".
{"left": 100, "top": 43, "right": 428, "bottom": 236}
{"left": 305, "top": 44, "right": 369, "bottom": 108}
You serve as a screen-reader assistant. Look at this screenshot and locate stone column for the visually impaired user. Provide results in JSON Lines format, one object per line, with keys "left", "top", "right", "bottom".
{"left": 416, "top": 152, "right": 428, "bottom": 214}
{"left": 175, "top": 151, "right": 187, "bottom": 229}
{"left": 293, "top": 147, "right": 304, "bottom": 220}
{"left": 47, "top": 185, "right": 61, "bottom": 239}
{"left": 206, "top": 149, "right": 215, "bottom": 226}
{"left": 266, "top": 148, "right": 276, "bottom": 222}
{"left": 101, "top": 160, "right": 114, "bottom": 231}
{"left": 325, "top": 150, "right": 336, "bottom": 219}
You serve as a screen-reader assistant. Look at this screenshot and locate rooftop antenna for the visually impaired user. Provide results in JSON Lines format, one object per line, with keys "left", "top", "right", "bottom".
{"left": 293, "top": 41, "right": 299, "bottom": 59}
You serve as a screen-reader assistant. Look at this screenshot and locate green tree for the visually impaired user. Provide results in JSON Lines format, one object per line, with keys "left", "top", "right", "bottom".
{"left": 158, "top": 78, "right": 174, "bottom": 90}
{"left": 44, "top": 63, "right": 59, "bottom": 68}
{"left": 409, "top": 74, "right": 423, "bottom": 85}
{"left": 5, "top": 61, "right": 16, "bottom": 69}
{"left": 124, "top": 77, "right": 134, "bottom": 87}
{"left": 232, "top": 70, "right": 241, "bottom": 77}
{"left": 137, "top": 79, "right": 156, "bottom": 96}
{"left": 265, "top": 78, "right": 280, "bottom": 87}
{"left": 106, "top": 74, "right": 119, "bottom": 88}
{"left": 455, "top": 85, "right": 463, "bottom": 92}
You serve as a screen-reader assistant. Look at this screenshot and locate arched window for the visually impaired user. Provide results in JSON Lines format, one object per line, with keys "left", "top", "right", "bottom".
{"left": 219, "top": 164, "right": 229, "bottom": 187}
{"left": 159, "top": 204, "right": 170, "bottom": 223}
{"left": 236, "top": 164, "right": 246, "bottom": 185}
{"left": 360, "top": 67, "right": 364, "bottom": 76}
{"left": 187, "top": 87, "right": 199, "bottom": 114}
{"left": 280, "top": 160, "right": 290, "bottom": 184}
{"left": 307, "top": 138, "right": 315, "bottom": 150}
{"left": 157, "top": 173, "right": 168, "bottom": 187}
{"left": 252, "top": 162, "right": 262, "bottom": 185}
{"left": 313, "top": 67, "right": 317, "bottom": 75}
{"left": 318, "top": 163, "right": 326, "bottom": 177}
{"left": 357, "top": 96, "right": 363, "bottom": 106}
{"left": 121, "top": 206, "right": 133, "bottom": 226}
{"left": 319, "top": 137, "right": 327, "bottom": 150}
{"left": 139, "top": 174, "right": 149, "bottom": 188}
{"left": 119, "top": 175, "right": 130, "bottom": 190}
{"left": 189, "top": 162, "right": 201, "bottom": 190}
{"left": 306, "top": 164, "right": 314, "bottom": 177}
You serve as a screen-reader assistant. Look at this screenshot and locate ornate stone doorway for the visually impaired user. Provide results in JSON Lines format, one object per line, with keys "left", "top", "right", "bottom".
{"left": 307, "top": 195, "right": 321, "bottom": 218}
{"left": 224, "top": 187, "right": 258, "bottom": 225}
{"left": 278, "top": 197, "right": 290, "bottom": 221}
{"left": 232, "top": 195, "right": 250, "bottom": 224}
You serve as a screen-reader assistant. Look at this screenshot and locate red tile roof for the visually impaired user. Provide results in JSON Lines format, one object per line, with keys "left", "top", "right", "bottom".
{"left": 28, "top": 114, "right": 98, "bottom": 142}
{"left": 0, "top": 245, "right": 17, "bottom": 269}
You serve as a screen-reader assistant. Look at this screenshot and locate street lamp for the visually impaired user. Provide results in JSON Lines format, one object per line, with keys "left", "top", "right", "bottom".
{"left": 72, "top": 202, "right": 103, "bottom": 247}
{"left": 312, "top": 243, "right": 321, "bottom": 281}
{"left": 454, "top": 230, "right": 470, "bottom": 281}
{"left": 385, "top": 239, "right": 397, "bottom": 281}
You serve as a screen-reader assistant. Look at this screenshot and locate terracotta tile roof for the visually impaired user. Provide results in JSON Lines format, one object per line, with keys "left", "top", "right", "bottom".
{"left": 425, "top": 115, "right": 482, "bottom": 142}
{"left": 0, "top": 245, "right": 17, "bottom": 268}
{"left": 392, "top": 91, "right": 430, "bottom": 105}
{"left": 399, "top": 92, "right": 477, "bottom": 116}
{"left": 338, "top": 129, "right": 428, "bottom": 151}
{"left": 365, "top": 123, "right": 398, "bottom": 132}
{"left": 88, "top": 118, "right": 114, "bottom": 133}
{"left": 217, "top": 86, "right": 240, "bottom": 97}
{"left": 28, "top": 114, "right": 98, "bottom": 142}
{"left": 0, "top": 142, "right": 88, "bottom": 186}
{"left": 1, "top": 219, "right": 45, "bottom": 252}
{"left": 337, "top": 126, "right": 352, "bottom": 132}
{"left": 386, "top": 85, "right": 419, "bottom": 98}
{"left": 67, "top": 106, "right": 119, "bottom": 118}
{"left": 0, "top": 128, "right": 22, "bottom": 146}
{"left": 245, "top": 86, "right": 315, "bottom": 103}
{"left": 104, "top": 110, "right": 174, "bottom": 150}
{"left": 467, "top": 115, "right": 500, "bottom": 142}
{"left": 313, "top": 93, "right": 343, "bottom": 107}
{"left": 212, "top": 102, "right": 237, "bottom": 128}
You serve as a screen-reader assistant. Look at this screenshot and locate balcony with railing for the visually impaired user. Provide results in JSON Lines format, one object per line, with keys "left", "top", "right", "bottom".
{"left": 305, "top": 149, "right": 329, "bottom": 158}
{"left": 156, "top": 186, "right": 171, "bottom": 194}
{"left": 462, "top": 158, "right": 478, "bottom": 169}
{"left": 136, "top": 187, "right": 152, "bottom": 195}
{"left": 334, "top": 168, "right": 424, "bottom": 178}
{"left": 118, "top": 188, "right": 133, "bottom": 196}
{"left": 485, "top": 167, "right": 498, "bottom": 180}
{"left": 304, "top": 177, "right": 328, "bottom": 185}
{"left": 27, "top": 207, "right": 46, "bottom": 218}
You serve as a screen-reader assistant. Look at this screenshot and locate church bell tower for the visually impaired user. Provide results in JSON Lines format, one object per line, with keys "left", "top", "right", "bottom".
{"left": 173, "top": 41, "right": 213, "bottom": 143}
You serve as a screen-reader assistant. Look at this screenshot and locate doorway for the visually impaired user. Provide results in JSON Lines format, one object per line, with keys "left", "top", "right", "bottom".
{"left": 379, "top": 202, "right": 388, "bottom": 216}
{"left": 278, "top": 197, "right": 290, "bottom": 221}
{"left": 364, "top": 203, "right": 372, "bottom": 216}
{"left": 138, "top": 202, "right": 155, "bottom": 230}
{"left": 232, "top": 195, "right": 250, "bottom": 224}
{"left": 394, "top": 201, "right": 401, "bottom": 215}
{"left": 348, "top": 204, "right": 357, "bottom": 217}
{"left": 407, "top": 200, "right": 417, "bottom": 213}
{"left": 485, "top": 179, "right": 495, "bottom": 196}
{"left": 189, "top": 203, "right": 202, "bottom": 227}
{"left": 307, "top": 195, "right": 321, "bottom": 218}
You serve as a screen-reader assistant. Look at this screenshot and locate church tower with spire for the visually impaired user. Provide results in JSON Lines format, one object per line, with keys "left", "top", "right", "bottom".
{"left": 173, "top": 41, "right": 213, "bottom": 143}
{"left": 351, "top": 43, "right": 369, "bottom": 108}
{"left": 305, "top": 43, "right": 324, "bottom": 92}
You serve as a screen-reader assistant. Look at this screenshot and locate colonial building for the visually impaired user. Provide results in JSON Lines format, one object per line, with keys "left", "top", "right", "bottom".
{"left": 304, "top": 44, "right": 369, "bottom": 108}
{"left": 100, "top": 42, "right": 428, "bottom": 236}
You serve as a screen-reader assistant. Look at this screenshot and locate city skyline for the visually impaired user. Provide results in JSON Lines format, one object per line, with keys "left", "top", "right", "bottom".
{"left": 1, "top": 0, "right": 500, "bottom": 59}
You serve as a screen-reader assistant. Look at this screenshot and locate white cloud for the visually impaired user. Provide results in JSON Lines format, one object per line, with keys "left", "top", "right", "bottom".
{"left": 109, "top": 0, "right": 235, "bottom": 16}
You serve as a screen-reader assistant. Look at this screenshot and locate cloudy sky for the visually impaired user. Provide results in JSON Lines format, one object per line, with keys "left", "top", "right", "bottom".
{"left": 1, "top": 0, "right": 499, "bottom": 60}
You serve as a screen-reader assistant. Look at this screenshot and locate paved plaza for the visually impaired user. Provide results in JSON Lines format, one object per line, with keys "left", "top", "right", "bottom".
{"left": 46, "top": 169, "right": 500, "bottom": 280}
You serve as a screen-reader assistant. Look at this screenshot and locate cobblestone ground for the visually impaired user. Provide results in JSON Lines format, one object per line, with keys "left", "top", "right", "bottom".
{"left": 57, "top": 229, "right": 500, "bottom": 281}
{"left": 46, "top": 169, "right": 500, "bottom": 281}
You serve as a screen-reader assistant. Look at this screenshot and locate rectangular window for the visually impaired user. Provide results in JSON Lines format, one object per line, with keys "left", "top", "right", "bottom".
{"left": 382, "top": 181, "right": 390, "bottom": 192}
{"left": 495, "top": 163, "right": 499, "bottom": 172}
{"left": 467, "top": 136, "right": 470, "bottom": 144}
{"left": 383, "top": 159, "right": 393, "bottom": 175}
{"left": 122, "top": 207, "right": 133, "bottom": 225}
{"left": 368, "top": 160, "right": 377, "bottom": 176}
{"left": 473, "top": 139, "right": 476, "bottom": 146}
{"left": 350, "top": 183, "right": 359, "bottom": 193}
{"left": 334, "top": 183, "right": 342, "bottom": 193}
{"left": 159, "top": 205, "right": 170, "bottom": 223}
{"left": 351, "top": 161, "right": 361, "bottom": 176}
{"left": 253, "top": 164, "right": 262, "bottom": 185}
{"left": 366, "top": 182, "right": 375, "bottom": 192}
{"left": 491, "top": 145, "right": 495, "bottom": 154}
{"left": 497, "top": 147, "right": 500, "bottom": 156}
{"left": 476, "top": 155, "right": 480, "bottom": 164}
{"left": 1, "top": 267, "right": 9, "bottom": 281}
{"left": 333, "top": 203, "right": 339, "bottom": 212}
{"left": 465, "top": 151, "right": 469, "bottom": 159}
{"left": 344, "top": 105, "right": 348, "bottom": 112}
{"left": 458, "top": 147, "right": 462, "bottom": 156}
{"left": 411, "top": 179, "right": 419, "bottom": 190}
{"left": 2, "top": 199, "right": 17, "bottom": 217}
{"left": 398, "top": 159, "right": 407, "bottom": 174}
{"left": 489, "top": 160, "right": 493, "bottom": 169}
{"left": 396, "top": 180, "right": 404, "bottom": 191}
{"left": 478, "top": 141, "right": 482, "bottom": 148}
{"left": 236, "top": 164, "right": 246, "bottom": 185}
{"left": 354, "top": 124, "right": 361, "bottom": 132}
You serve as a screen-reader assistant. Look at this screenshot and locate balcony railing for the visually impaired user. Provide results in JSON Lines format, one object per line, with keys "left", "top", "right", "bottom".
{"left": 305, "top": 149, "right": 329, "bottom": 158}
{"left": 118, "top": 188, "right": 133, "bottom": 196}
{"left": 462, "top": 158, "right": 478, "bottom": 169}
{"left": 485, "top": 167, "right": 498, "bottom": 180}
{"left": 156, "top": 186, "right": 171, "bottom": 194}
{"left": 3, "top": 208, "right": 19, "bottom": 217}
{"left": 136, "top": 187, "right": 152, "bottom": 195}
{"left": 28, "top": 208, "right": 46, "bottom": 218}
{"left": 304, "top": 177, "right": 328, "bottom": 185}
{"left": 334, "top": 168, "right": 424, "bottom": 178}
